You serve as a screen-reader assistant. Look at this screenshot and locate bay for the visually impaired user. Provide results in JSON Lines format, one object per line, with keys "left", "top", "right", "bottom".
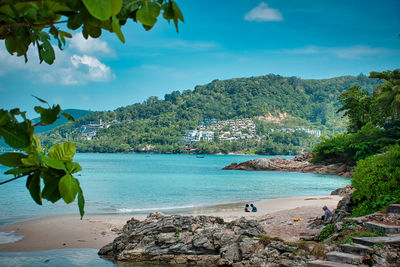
{"left": 0, "top": 153, "right": 350, "bottom": 267}
{"left": 0, "top": 153, "right": 350, "bottom": 225}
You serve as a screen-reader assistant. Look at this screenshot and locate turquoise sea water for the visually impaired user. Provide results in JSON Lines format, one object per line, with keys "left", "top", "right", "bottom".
{"left": 0, "top": 153, "right": 350, "bottom": 266}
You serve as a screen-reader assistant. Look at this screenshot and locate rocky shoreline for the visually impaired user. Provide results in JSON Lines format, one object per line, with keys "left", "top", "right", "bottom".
{"left": 99, "top": 188, "right": 400, "bottom": 266}
{"left": 222, "top": 155, "right": 354, "bottom": 178}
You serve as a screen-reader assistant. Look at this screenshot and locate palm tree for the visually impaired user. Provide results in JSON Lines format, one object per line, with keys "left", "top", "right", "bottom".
{"left": 370, "top": 70, "right": 400, "bottom": 119}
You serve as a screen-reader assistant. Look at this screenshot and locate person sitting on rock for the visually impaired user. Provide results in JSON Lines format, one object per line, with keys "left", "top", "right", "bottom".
{"left": 244, "top": 204, "right": 250, "bottom": 212}
{"left": 321, "top": 206, "right": 332, "bottom": 221}
{"left": 250, "top": 203, "right": 257, "bottom": 212}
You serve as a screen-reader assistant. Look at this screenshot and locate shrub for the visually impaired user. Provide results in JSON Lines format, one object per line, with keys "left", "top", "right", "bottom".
{"left": 352, "top": 144, "right": 400, "bottom": 216}
{"left": 318, "top": 224, "right": 335, "bottom": 241}
{"left": 311, "top": 123, "right": 397, "bottom": 164}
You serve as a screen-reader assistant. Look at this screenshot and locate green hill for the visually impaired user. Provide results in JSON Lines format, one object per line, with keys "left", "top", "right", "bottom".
{"left": 39, "top": 74, "right": 381, "bottom": 154}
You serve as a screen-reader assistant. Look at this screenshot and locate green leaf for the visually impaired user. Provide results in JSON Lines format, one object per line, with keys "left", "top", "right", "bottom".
{"left": 111, "top": 0, "right": 123, "bottom": 16}
{"left": 136, "top": 1, "right": 160, "bottom": 27}
{"left": 0, "top": 153, "right": 27, "bottom": 167}
{"left": 65, "top": 162, "right": 82, "bottom": 174}
{"left": 40, "top": 39, "right": 55, "bottom": 65}
{"left": 77, "top": 184, "right": 85, "bottom": 219}
{"left": 32, "top": 95, "right": 48, "bottom": 104}
{"left": 0, "top": 121, "right": 31, "bottom": 149}
{"left": 111, "top": 16, "right": 125, "bottom": 43}
{"left": 42, "top": 155, "right": 66, "bottom": 171}
{"left": 39, "top": 105, "right": 62, "bottom": 125}
{"left": 4, "top": 167, "right": 35, "bottom": 176}
{"left": 26, "top": 171, "right": 42, "bottom": 205}
{"left": 59, "top": 31, "right": 72, "bottom": 39}
{"left": 48, "top": 142, "right": 76, "bottom": 162}
{"left": 0, "top": 110, "right": 11, "bottom": 126}
{"left": 23, "top": 135, "right": 42, "bottom": 154}
{"left": 61, "top": 112, "right": 75, "bottom": 122}
{"left": 42, "top": 176, "right": 62, "bottom": 203}
{"left": 5, "top": 37, "right": 16, "bottom": 54}
{"left": 82, "top": 0, "right": 112, "bottom": 21}
{"left": 59, "top": 174, "right": 79, "bottom": 203}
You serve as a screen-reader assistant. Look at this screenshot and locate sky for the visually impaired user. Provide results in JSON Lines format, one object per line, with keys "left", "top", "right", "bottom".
{"left": 1, "top": 0, "right": 400, "bottom": 117}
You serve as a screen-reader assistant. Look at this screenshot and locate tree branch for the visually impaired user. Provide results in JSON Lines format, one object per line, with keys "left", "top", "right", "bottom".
{"left": 0, "top": 0, "right": 43, "bottom": 8}
{"left": 0, "top": 20, "right": 68, "bottom": 29}
{"left": 0, "top": 171, "right": 34, "bottom": 185}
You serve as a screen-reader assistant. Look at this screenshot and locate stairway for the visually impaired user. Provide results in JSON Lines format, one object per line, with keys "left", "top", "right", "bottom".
{"left": 307, "top": 204, "right": 400, "bottom": 267}
{"left": 307, "top": 242, "right": 371, "bottom": 267}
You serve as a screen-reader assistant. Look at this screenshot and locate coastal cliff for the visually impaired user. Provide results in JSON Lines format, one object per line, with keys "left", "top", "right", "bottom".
{"left": 222, "top": 155, "right": 354, "bottom": 178}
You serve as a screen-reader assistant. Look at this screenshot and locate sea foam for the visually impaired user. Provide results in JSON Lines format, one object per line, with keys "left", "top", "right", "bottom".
{"left": 0, "top": 231, "right": 24, "bottom": 244}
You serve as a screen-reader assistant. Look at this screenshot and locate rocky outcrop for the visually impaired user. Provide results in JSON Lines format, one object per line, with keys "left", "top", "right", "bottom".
{"left": 99, "top": 212, "right": 314, "bottom": 266}
{"left": 222, "top": 156, "right": 354, "bottom": 178}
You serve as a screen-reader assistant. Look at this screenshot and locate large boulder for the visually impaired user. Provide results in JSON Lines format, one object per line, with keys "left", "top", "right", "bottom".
{"left": 99, "top": 213, "right": 310, "bottom": 266}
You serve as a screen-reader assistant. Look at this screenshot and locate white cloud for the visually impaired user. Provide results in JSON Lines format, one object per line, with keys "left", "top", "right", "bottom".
{"left": 279, "top": 45, "right": 398, "bottom": 59}
{"left": 69, "top": 34, "right": 115, "bottom": 57}
{"left": 332, "top": 45, "right": 389, "bottom": 59}
{"left": 0, "top": 44, "right": 114, "bottom": 85}
{"left": 244, "top": 2, "right": 283, "bottom": 22}
{"left": 70, "top": 54, "right": 112, "bottom": 81}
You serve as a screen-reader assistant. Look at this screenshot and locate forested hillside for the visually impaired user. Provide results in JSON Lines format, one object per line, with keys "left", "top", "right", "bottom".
{"left": 39, "top": 74, "right": 381, "bottom": 154}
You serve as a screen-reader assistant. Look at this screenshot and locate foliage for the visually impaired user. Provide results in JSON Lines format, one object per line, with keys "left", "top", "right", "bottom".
{"left": 312, "top": 70, "right": 400, "bottom": 164}
{"left": 351, "top": 144, "right": 400, "bottom": 216}
{"left": 0, "top": 99, "right": 84, "bottom": 218}
{"left": 0, "top": 0, "right": 183, "bottom": 64}
{"left": 371, "top": 69, "right": 400, "bottom": 119}
{"left": 336, "top": 86, "right": 374, "bottom": 133}
{"left": 38, "top": 74, "right": 381, "bottom": 154}
{"left": 311, "top": 122, "right": 399, "bottom": 163}
{"left": 318, "top": 224, "right": 334, "bottom": 241}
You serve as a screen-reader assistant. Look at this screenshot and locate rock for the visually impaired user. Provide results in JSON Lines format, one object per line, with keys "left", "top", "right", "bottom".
{"left": 98, "top": 242, "right": 113, "bottom": 257}
{"left": 100, "top": 214, "right": 319, "bottom": 266}
{"left": 330, "top": 185, "right": 354, "bottom": 196}
{"left": 222, "top": 157, "right": 353, "bottom": 177}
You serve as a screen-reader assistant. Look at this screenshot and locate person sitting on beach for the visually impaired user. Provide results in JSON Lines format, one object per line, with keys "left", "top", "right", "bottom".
{"left": 244, "top": 204, "right": 250, "bottom": 212}
{"left": 250, "top": 203, "right": 257, "bottom": 212}
{"left": 316, "top": 205, "right": 332, "bottom": 222}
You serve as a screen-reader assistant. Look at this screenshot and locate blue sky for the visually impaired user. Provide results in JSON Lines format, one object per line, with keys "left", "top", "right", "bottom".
{"left": 1, "top": 0, "right": 399, "bottom": 116}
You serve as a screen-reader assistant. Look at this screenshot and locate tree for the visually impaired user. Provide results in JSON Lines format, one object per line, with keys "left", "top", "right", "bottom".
{"left": 370, "top": 69, "right": 400, "bottom": 120}
{"left": 0, "top": 98, "right": 85, "bottom": 218}
{"left": 0, "top": 0, "right": 183, "bottom": 64}
{"left": 336, "top": 86, "right": 373, "bottom": 133}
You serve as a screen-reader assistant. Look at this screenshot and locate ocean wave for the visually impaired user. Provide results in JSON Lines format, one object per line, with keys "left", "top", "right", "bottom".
{"left": 115, "top": 204, "right": 198, "bottom": 213}
{"left": 0, "top": 231, "right": 24, "bottom": 244}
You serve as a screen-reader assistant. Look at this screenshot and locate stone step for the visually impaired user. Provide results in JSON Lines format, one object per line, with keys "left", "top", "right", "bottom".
{"left": 307, "top": 260, "right": 358, "bottom": 267}
{"left": 340, "top": 243, "right": 373, "bottom": 255}
{"left": 353, "top": 235, "right": 400, "bottom": 247}
{"left": 364, "top": 221, "right": 400, "bottom": 234}
{"left": 326, "top": 251, "right": 363, "bottom": 265}
{"left": 388, "top": 204, "right": 400, "bottom": 214}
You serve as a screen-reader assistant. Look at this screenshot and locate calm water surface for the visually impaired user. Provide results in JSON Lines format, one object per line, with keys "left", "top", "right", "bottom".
{"left": 0, "top": 153, "right": 350, "bottom": 266}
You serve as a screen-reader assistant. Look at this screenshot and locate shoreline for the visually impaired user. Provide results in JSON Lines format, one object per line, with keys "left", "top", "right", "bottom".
{"left": 0, "top": 195, "right": 342, "bottom": 252}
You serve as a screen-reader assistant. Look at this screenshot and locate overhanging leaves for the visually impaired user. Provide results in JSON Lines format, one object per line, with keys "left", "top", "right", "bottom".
{"left": 0, "top": 121, "right": 31, "bottom": 149}
{"left": 59, "top": 174, "right": 79, "bottom": 203}
{"left": 26, "top": 171, "right": 42, "bottom": 205}
{"left": 0, "top": 153, "right": 27, "bottom": 167}
{"left": 48, "top": 142, "right": 76, "bottom": 162}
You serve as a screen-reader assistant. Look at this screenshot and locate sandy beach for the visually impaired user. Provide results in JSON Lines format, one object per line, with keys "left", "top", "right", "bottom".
{"left": 0, "top": 195, "right": 342, "bottom": 252}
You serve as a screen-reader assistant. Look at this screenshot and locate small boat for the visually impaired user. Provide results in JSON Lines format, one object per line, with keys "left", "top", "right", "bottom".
{"left": 196, "top": 155, "right": 205, "bottom": 158}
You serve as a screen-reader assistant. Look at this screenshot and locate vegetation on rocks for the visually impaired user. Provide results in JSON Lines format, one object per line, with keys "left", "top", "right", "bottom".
{"left": 312, "top": 69, "right": 400, "bottom": 215}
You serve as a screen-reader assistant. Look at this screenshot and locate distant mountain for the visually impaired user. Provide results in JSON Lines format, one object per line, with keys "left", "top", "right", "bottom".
{"left": 33, "top": 109, "right": 92, "bottom": 133}
{"left": 39, "top": 73, "right": 382, "bottom": 154}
